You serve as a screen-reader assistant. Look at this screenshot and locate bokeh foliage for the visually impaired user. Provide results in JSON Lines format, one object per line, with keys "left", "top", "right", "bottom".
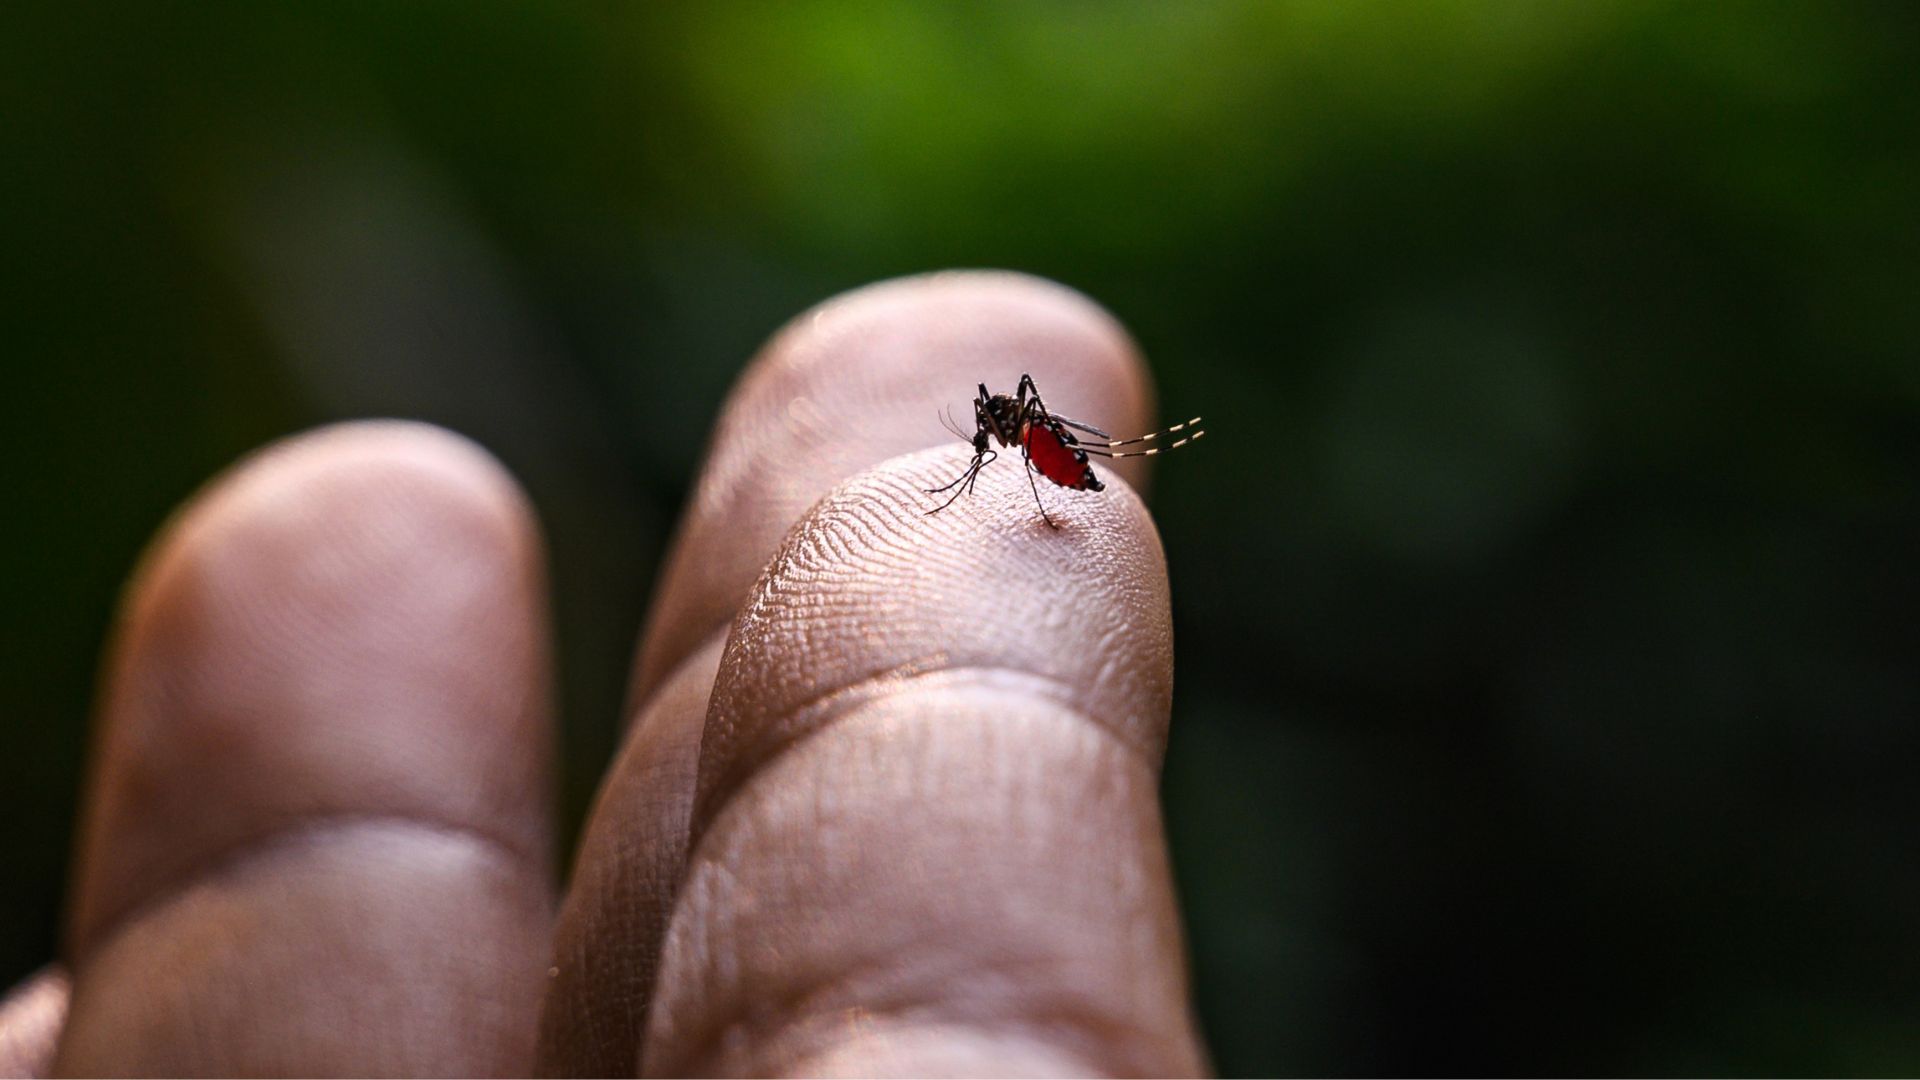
{"left": 5, "top": 2, "right": 1918, "bottom": 1074}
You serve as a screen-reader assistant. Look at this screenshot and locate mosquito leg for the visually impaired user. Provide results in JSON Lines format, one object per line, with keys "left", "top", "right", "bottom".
{"left": 1021, "top": 443, "right": 1058, "bottom": 529}
{"left": 926, "top": 453, "right": 985, "bottom": 495}
{"left": 925, "top": 449, "right": 1000, "bottom": 515}
{"left": 1081, "top": 417, "right": 1204, "bottom": 449}
{"left": 1023, "top": 375, "right": 1051, "bottom": 423}
{"left": 1013, "top": 373, "right": 1062, "bottom": 439}
{"left": 964, "top": 450, "right": 996, "bottom": 496}
{"left": 927, "top": 465, "right": 981, "bottom": 515}
{"left": 1081, "top": 429, "right": 1206, "bottom": 458}
{"left": 926, "top": 483, "right": 971, "bottom": 515}
{"left": 1025, "top": 463, "right": 1056, "bottom": 528}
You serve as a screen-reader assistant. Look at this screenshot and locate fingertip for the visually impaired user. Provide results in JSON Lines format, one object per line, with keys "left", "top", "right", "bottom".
{"left": 72, "top": 418, "right": 554, "bottom": 957}
{"left": 761, "top": 271, "right": 1145, "bottom": 403}
{"left": 694, "top": 445, "right": 1172, "bottom": 836}
{"left": 125, "top": 419, "right": 539, "bottom": 619}
{"left": 634, "top": 270, "right": 1158, "bottom": 701}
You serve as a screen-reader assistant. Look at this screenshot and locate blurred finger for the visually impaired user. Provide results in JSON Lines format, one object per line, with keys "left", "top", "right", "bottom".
{"left": 57, "top": 422, "right": 555, "bottom": 1076}
{"left": 0, "top": 967, "right": 68, "bottom": 1078}
{"left": 538, "top": 272, "right": 1157, "bottom": 1075}
{"left": 644, "top": 450, "right": 1205, "bottom": 1076}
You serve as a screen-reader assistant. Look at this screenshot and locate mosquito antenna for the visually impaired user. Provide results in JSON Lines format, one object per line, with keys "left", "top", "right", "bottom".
{"left": 937, "top": 405, "right": 970, "bottom": 442}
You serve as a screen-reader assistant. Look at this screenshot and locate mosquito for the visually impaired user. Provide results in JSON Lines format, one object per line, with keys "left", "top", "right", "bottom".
{"left": 926, "top": 373, "right": 1205, "bottom": 528}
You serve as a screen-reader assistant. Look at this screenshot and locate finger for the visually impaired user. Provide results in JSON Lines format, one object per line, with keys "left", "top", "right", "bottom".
{"left": 630, "top": 270, "right": 1155, "bottom": 702}
{"left": 57, "top": 422, "right": 555, "bottom": 1077}
{"left": 644, "top": 450, "right": 1205, "bottom": 1077}
{"left": 535, "top": 633, "right": 722, "bottom": 1078}
{"left": 538, "top": 272, "right": 1157, "bottom": 1075}
{"left": 0, "top": 967, "right": 68, "bottom": 1078}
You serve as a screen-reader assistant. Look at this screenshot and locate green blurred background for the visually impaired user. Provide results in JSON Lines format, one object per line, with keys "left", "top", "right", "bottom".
{"left": 6, "top": 2, "right": 1919, "bottom": 1074}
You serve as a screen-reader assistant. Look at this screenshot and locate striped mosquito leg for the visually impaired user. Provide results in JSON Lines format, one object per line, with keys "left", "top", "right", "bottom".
{"left": 1085, "top": 416, "right": 1204, "bottom": 449}
{"left": 1083, "top": 427, "right": 1205, "bottom": 458}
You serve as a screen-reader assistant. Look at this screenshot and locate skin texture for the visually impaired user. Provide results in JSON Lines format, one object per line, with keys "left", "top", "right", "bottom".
{"left": 3, "top": 271, "right": 1206, "bottom": 1077}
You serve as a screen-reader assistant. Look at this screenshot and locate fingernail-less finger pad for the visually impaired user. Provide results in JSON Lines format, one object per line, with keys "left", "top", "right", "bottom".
{"left": 694, "top": 447, "right": 1174, "bottom": 838}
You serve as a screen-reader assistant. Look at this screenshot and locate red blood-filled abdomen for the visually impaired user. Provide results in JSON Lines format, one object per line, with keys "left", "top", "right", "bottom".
{"left": 1025, "top": 423, "right": 1100, "bottom": 490}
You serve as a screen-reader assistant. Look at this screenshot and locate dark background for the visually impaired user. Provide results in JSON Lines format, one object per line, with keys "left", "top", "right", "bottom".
{"left": 6, "top": 3, "right": 1919, "bottom": 1074}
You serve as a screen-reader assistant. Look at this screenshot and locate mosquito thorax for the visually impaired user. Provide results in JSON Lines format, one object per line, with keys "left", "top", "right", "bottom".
{"left": 984, "top": 395, "right": 1022, "bottom": 445}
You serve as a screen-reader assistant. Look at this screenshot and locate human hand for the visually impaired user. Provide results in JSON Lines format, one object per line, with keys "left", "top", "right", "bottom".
{"left": 4, "top": 272, "right": 1207, "bottom": 1077}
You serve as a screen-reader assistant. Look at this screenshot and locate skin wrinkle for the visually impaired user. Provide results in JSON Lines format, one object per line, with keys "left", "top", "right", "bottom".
{"left": 56, "top": 823, "right": 551, "bottom": 1078}
{"left": 62, "top": 812, "right": 535, "bottom": 983}
{"left": 692, "top": 660, "right": 1142, "bottom": 847}
{"left": 648, "top": 697, "right": 1199, "bottom": 1078}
